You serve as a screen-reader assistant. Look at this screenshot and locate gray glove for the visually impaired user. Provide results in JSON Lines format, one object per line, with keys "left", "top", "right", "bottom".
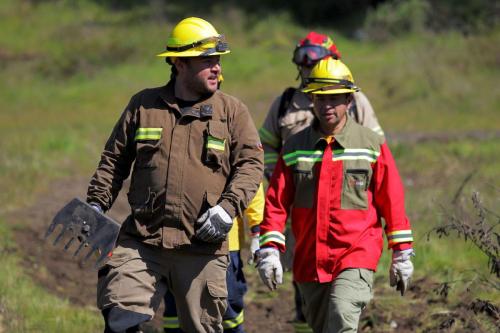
{"left": 196, "top": 205, "right": 233, "bottom": 243}
{"left": 256, "top": 247, "right": 283, "bottom": 291}
{"left": 247, "top": 233, "right": 260, "bottom": 265}
{"left": 389, "top": 248, "right": 414, "bottom": 296}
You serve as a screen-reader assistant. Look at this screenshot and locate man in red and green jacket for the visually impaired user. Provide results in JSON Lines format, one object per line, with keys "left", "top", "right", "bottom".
{"left": 256, "top": 57, "right": 414, "bottom": 333}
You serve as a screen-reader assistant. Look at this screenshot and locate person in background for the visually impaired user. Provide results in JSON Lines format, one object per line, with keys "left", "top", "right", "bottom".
{"left": 257, "top": 57, "right": 414, "bottom": 333}
{"left": 259, "top": 31, "right": 383, "bottom": 181}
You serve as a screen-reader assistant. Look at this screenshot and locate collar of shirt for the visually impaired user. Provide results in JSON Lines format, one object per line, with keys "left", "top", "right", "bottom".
{"left": 311, "top": 116, "right": 355, "bottom": 149}
{"left": 159, "top": 80, "right": 215, "bottom": 119}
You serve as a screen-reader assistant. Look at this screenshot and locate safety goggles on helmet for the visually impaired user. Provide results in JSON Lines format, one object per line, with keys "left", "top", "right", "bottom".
{"left": 166, "top": 35, "right": 229, "bottom": 56}
{"left": 303, "top": 77, "right": 359, "bottom": 94}
{"left": 293, "top": 45, "right": 332, "bottom": 67}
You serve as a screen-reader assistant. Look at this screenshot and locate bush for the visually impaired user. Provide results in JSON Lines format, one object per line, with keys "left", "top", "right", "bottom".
{"left": 364, "top": 0, "right": 499, "bottom": 41}
{"left": 428, "top": 190, "right": 499, "bottom": 279}
{"left": 363, "top": 0, "right": 430, "bottom": 41}
{"left": 426, "top": 0, "right": 499, "bottom": 34}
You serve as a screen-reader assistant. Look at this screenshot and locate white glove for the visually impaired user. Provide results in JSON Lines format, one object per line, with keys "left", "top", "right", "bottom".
{"left": 247, "top": 234, "right": 260, "bottom": 265}
{"left": 196, "top": 205, "right": 233, "bottom": 243}
{"left": 256, "top": 247, "right": 283, "bottom": 291}
{"left": 389, "top": 248, "right": 414, "bottom": 296}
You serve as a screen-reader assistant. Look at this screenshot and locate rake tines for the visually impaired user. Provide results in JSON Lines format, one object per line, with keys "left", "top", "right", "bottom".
{"left": 45, "top": 198, "right": 120, "bottom": 268}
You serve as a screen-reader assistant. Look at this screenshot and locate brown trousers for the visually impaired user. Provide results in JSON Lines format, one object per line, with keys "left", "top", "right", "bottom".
{"left": 97, "top": 236, "right": 229, "bottom": 333}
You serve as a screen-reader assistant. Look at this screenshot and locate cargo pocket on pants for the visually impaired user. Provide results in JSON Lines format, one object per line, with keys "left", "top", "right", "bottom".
{"left": 200, "top": 279, "right": 228, "bottom": 328}
{"left": 359, "top": 269, "right": 373, "bottom": 290}
{"left": 357, "top": 269, "right": 374, "bottom": 309}
{"left": 96, "top": 245, "right": 136, "bottom": 309}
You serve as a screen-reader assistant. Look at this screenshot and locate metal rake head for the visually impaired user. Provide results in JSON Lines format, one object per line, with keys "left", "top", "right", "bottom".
{"left": 45, "top": 198, "right": 120, "bottom": 268}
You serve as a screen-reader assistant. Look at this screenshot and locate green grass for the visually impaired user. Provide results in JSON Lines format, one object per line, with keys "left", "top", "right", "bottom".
{"left": 0, "top": 220, "right": 102, "bottom": 332}
{"left": 0, "top": 0, "right": 499, "bottom": 331}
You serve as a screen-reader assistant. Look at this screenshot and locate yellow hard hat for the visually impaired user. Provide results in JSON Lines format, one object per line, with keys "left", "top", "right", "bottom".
{"left": 302, "top": 58, "right": 359, "bottom": 95}
{"left": 157, "top": 17, "right": 230, "bottom": 58}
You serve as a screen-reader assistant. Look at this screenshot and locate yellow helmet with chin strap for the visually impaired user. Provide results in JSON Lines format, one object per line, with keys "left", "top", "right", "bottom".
{"left": 157, "top": 17, "right": 230, "bottom": 58}
{"left": 302, "top": 57, "right": 359, "bottom": 95}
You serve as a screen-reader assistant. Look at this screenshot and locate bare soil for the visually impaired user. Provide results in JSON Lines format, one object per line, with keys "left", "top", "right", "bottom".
{"left": 10, "top": 177, "right": 499, "bottom": 332}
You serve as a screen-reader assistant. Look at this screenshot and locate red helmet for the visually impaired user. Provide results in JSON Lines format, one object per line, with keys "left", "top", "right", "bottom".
{"left": 292, "top": 31, "right": 341, "bottom": 67}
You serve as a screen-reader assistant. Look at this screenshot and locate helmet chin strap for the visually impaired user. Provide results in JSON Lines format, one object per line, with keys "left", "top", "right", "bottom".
{"left": 296, "top": 66, "right": 306, "bottom": 87}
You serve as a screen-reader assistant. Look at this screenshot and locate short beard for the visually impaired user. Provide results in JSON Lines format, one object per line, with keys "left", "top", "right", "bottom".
{"left": 186, "top": 73, "right": 216, "bottom": 97}
{"left": 174, "top": 58, "right": 217, "bottom": 99}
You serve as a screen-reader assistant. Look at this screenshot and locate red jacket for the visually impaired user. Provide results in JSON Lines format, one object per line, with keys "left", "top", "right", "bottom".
{"left": 260, "top": 117, "right": 413, "bottom": 283}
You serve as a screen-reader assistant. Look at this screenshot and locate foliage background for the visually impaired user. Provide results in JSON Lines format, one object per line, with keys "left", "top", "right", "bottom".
{"left": 0, "top": 0, "right": 498, "bottom": 331}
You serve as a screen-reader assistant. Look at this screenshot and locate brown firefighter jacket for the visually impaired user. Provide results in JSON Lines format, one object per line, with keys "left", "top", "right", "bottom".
{"left": 87, "top": 81, "right": 264, "bottom": 254}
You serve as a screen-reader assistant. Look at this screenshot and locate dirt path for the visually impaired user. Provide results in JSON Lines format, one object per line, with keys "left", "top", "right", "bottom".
{"left": 8, "top": 177, "right": 498, "bottom": 332}
{"left": 10, "top": 177, "right": 296, "bottom": 332}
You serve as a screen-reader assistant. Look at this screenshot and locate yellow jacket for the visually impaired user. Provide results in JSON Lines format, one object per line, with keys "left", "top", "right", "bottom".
{"left": 228, "top": 183, "right": 265, "bottom": 251}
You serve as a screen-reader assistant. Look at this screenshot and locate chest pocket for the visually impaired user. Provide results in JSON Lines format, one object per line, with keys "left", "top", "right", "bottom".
{"left": 203, "top": 120, "right": 229, "bottom": 170}
{"left": 134, "top": 127, "right": 163, "bottom": 168}
{"left": 292, "top": 160, "right": 316, "bottom": 208}
{"left": 341, "top": 167, "right": 371, "bottom": 210}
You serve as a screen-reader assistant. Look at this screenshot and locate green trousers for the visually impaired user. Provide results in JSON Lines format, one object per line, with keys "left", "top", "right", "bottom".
{"left": 297, "top": 268, "right": 374, "bottom": 333}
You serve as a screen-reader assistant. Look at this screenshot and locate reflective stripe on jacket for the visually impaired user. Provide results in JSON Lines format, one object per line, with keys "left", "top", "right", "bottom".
{"left": 260, "top": 116, "right": 412, "bottom": 283}
{"left": 259, "top": 90, "right": 382, "bottom": 179}
{"left": 87, "top": 81, "right": 264, "bottom": 254}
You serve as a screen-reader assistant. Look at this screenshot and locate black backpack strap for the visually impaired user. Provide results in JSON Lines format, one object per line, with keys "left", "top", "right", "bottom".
{"left": 278, "top": 87, "right": 296, "bottom": 119}
{"left": 348, "top": 97, "right": 360, "bottom": 123}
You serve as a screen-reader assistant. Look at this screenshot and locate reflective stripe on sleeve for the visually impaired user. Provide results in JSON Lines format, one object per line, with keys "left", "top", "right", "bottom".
{"left": 293, "top": 321, "right": 314, "bottom": 333}
{"left": 260, "top": 231, "right": 285, "bottom": 247}
{"left": 264, "top": 151, "right": 279, "bottom": 165}
{"left": 387, "top": 230, "right": 413, "bottom": 246}
{"left": 163, "top": 316, "right": 180, "bottom": 329}
{"left": 259, "top": 127, "right": 280, "bottom": 148}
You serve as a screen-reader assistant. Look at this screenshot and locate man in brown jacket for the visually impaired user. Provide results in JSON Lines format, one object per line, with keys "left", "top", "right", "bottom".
{"left": 87, "top": 17, "right": 263, "bottom": 333}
